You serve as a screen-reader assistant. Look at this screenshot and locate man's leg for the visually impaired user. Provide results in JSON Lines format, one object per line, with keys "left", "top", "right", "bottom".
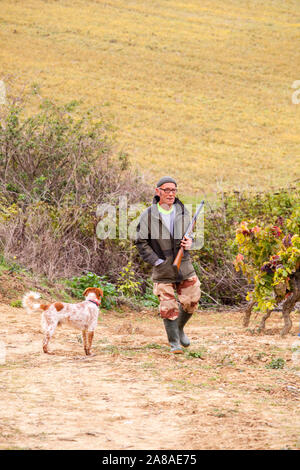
{"left": 153, "top": 282, "right": 183, "bottom": 354}
{"left": 176, "top": 276, "right": 201, "bottom": 347}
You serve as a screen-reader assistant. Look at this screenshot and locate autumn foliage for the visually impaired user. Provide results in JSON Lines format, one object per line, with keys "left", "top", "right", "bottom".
{"left": 234, "top": 206, "right": 300, "bottom": 312}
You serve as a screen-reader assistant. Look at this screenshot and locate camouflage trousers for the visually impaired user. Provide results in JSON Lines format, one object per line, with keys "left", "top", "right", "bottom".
{"left": 153, "top": 275, "right": 201, "bottom": 320}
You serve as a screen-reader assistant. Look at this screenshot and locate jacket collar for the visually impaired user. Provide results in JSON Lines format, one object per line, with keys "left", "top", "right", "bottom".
{"left": 151, "top": 195, "right": 185, "bottom": 219}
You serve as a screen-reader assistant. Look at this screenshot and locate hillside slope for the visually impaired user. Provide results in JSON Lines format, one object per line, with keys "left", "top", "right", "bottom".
{"left": 0, "top": 0, "right": 299, "bottom": 193}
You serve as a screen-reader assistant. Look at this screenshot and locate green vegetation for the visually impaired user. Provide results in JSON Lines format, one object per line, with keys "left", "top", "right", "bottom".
{"left": 66, "top": 272, "right": 118, "bottom": 310}
{"left": 266, "top": 358, "right": 286, "bottom": 370}
{"left": 117, "top": 261, "right": 141, "bottom": 298}
{"left": 185, "top": 349, "right": 206, "bottom": 359}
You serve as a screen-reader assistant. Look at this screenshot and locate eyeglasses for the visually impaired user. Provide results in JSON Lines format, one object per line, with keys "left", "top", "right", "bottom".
{"left": 158, "top": 188, "right": 177, "bottom": 194}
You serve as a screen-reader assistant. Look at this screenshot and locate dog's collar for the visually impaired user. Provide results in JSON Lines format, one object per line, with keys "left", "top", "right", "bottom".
{"left": 88, "top": 299, "right": 101, "bottom": 307}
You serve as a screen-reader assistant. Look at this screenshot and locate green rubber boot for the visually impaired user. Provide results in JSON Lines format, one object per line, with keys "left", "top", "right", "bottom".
{"left": 163, "top": 318, "right": 183, "bottom": 354}
{"left": 178, "top": 305, "right": 193, "bottom": 347}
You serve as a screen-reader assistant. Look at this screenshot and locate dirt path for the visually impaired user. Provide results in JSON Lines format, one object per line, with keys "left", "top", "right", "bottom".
{"left": 0, "top": 302, "right": 299, "bottom": 450}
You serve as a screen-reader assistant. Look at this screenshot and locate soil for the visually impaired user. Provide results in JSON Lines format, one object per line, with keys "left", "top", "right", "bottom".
{"left": 0, "top": 299, "right": 299, "bottom": 450}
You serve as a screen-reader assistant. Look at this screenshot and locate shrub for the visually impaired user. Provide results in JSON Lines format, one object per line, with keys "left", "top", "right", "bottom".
{"left": 141, "top": 281, "right": 160, "bottom": 308}
{"left": 66, "top": 271, "right": 118, "bottom": 310}
{"left": 192, "top": 184, "right": 300, "bottom": 306}
{"left": 0, "top": 90, "right": 152, "bottom": 280}
{"left": 234, "top": 204, "right": 300, "bottom": 312}
{"left": 117, "top": 261, "right": 141, "bottom": 298}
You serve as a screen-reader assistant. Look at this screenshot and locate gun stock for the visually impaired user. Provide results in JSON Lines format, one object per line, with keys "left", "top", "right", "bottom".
{"left": 173, "top": 246, "right": 184, "bottom": 270}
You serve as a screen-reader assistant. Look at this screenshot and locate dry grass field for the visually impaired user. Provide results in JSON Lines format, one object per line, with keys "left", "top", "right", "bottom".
{"left": 0, "top": 0, "right": 299, "bottom": 194}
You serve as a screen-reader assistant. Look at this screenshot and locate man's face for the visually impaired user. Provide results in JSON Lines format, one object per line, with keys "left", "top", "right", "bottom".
{"left": 155, "top": 182, "right": 177, "bottom": 207}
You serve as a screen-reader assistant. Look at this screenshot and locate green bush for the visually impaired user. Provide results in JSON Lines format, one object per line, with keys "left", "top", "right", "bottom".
{"left": 117, "top": 261, "right": 141, "bottom": 298}
{"left": 66, "top": 271, "right": 118, "bottom": 310}
{"left": 140, "top": 280, "right": 159, "bottom": 308}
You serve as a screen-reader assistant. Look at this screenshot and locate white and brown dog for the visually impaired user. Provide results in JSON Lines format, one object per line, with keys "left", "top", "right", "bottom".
{"left": 22, "top": 287, "right": 103, "bottom": 355}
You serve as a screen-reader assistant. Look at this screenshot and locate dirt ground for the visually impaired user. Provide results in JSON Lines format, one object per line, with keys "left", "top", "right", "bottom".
{"left": 0, "top": 300, "right": 299, "bottom": 450}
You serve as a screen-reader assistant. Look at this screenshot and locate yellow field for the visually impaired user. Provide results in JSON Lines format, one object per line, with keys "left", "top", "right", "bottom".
{"left": 0, "top": 0, "right": 299, "bottom": 195}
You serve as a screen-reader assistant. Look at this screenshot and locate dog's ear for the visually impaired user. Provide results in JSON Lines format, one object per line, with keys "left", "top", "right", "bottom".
{"left": 95, "top": 288, "right": 103, "bottom": 299}
{"left": 83, "top": 287, "right": 92, "bottom": 297}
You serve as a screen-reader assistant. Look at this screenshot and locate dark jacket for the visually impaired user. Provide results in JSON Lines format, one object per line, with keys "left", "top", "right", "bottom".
{"left": 135, "top": 196, "right": 196, "bottom": 283}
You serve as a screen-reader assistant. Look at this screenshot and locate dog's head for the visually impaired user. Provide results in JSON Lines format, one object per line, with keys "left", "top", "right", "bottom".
{"left": 83, "top": 287, "right": 104, "bottom": 301}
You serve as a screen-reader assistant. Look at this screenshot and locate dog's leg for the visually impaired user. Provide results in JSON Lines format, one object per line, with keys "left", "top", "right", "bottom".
{"left": 43, "top": 330, "right": 56, "bottom": 354}
{"left": 82, "top": 330, "right": 88, "bottom": 355}
{"left": 42, "top": 322, "right": 57, "bottom": 354}
{"left": 85, "top": 331, "right": 94, "bottom": 356}
{"left": 43, "top": 332, "right": 51, "bottom": 353}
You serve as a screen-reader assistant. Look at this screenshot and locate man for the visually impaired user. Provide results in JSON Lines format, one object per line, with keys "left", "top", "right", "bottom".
{"left": 135, "top": 176, "right": 201, "bottom": 354}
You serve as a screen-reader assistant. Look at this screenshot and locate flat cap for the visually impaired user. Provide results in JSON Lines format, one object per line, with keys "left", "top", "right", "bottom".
{"left": 156, "top": 176, "right": 177, "bottom": 188}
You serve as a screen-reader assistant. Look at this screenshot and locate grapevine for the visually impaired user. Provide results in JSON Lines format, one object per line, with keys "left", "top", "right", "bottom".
{"left": 234, "top": 207, "right": 300, "bottom": 313}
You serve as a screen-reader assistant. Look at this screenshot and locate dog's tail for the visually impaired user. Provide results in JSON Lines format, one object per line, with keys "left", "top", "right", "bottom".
{"left": 22, "top": 291, "right": 50, "bottom": 313}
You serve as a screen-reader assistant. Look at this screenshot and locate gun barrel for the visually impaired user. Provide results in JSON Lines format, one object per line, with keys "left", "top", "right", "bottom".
{"left": 172, "top": 200, "right": 205, "bottom": 271}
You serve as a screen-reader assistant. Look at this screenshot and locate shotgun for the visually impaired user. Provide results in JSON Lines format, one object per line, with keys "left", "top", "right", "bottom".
{"left": 173, "top": 200, "right": 205, "bottom": 271}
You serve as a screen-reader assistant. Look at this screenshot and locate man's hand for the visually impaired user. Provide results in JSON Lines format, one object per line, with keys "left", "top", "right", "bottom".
{"left": 180, "top": 235, "right": 192, "bottom": 250}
